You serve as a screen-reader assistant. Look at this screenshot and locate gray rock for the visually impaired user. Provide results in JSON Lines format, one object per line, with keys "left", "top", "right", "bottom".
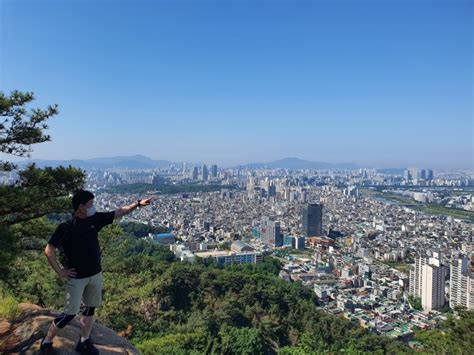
{"left": 0, "top": 303, "right": 138, "bottom": 354}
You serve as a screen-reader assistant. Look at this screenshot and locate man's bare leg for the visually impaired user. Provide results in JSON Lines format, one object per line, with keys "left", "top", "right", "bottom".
{"left": 44, "top": 321, "right": 58, "bottom": 342}
{"left": 80, "top": 315, "right": 94, "bottom": 341}
{"left": 41, "top": 314, "right": 75, "bottom": 347}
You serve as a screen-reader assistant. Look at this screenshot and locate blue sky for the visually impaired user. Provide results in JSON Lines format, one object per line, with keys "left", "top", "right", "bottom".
{"left": 1, "top": 0, "right": 472, "bottom": 168}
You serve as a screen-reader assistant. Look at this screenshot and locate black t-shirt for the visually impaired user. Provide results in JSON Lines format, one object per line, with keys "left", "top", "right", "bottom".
{"left": 48, "top": 211, "right": 115, "bottom": 279}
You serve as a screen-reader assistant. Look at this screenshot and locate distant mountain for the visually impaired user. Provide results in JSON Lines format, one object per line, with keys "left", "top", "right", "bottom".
{"left": 16, "top": 155, "right": 174, "bottom": 170}
{"left": 86, "top": 155, "right": 173, "bottom": 168}
{"left": 15, "top": 155, "right": 360, "bottom": 171}
{"left": 238, "top": 157, "right": 360, "bottom": 170}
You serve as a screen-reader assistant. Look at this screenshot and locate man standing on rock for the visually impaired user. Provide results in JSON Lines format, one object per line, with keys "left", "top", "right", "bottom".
{"left": 40, "top": 189, "right": 152, "bottom": 354}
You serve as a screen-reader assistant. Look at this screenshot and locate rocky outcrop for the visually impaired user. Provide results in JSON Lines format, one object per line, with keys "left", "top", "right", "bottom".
{"left": 0, "top": 303, "right": 138, "bottom": 354}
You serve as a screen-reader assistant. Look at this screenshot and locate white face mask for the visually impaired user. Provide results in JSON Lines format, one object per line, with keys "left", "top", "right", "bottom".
{"left": 86, "top": 205, "right": 96, "bottom": 217}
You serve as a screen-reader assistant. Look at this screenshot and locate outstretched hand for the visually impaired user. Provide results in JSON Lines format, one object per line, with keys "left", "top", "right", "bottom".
{"left": 139, "top": 197, "right": 153, "bottom": 207}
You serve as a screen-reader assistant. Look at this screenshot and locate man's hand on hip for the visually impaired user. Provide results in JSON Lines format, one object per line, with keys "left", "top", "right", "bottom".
{"left": 58, "top": 268, "right": 77, "bottom": 278}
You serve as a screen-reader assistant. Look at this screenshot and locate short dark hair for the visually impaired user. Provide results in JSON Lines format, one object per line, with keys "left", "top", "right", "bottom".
{"left": 72, "top": 189, "right": 94, "bottom": 211}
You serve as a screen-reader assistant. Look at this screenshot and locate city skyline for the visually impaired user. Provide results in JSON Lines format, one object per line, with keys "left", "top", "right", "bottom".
{"left": 2, "top": 1, "right": 473, "bottom": 348}
{"left": 1, "top": 0, "right": 472, "bottom": 169}
{"left": 1, "top": 153, "right": 457, "bottom": 171}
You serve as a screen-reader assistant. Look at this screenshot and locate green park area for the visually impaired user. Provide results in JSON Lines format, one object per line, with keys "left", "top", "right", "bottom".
{"left": 361, "top": 189, "right": 474, "bottom": 223}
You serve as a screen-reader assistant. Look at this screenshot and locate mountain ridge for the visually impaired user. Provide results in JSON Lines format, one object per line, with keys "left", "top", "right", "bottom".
{"left": 15, "top": 155, "right": 362, "bottom": 170}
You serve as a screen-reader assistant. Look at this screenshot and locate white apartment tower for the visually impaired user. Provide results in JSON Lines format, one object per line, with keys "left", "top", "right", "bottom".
{"left": 450, "top": 255, "right": 468, "bottom": 309}
{"left": 409, "top": 255, "right": 446, "bottom": 311}
{"left": 450, "top": 254, "right": 474, "bottom": 310}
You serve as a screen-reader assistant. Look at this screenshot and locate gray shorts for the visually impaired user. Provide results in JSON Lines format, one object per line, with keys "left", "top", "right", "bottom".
{"left": 64, "top": 271, "right": 103, "bottom": 315}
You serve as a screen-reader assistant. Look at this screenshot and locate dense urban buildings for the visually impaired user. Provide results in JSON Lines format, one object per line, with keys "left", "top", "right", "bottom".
{"left": 3, "top": 162, "right": 472, "bottom": 339}
{"left": 302, "top": 203, "right": 323, "bottom": 237}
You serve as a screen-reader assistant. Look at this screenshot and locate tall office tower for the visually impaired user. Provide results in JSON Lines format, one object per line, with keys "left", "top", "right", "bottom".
{"left": 300, "top": 190, "right": 308, "bottom": 203}
{"left": 301, "top": 203, "right": 323, "bottom": 237}
{"left": 450, "top": 255, "right": 470, "bottom": 309}
{"left": 261, "top": 216, "right": 282, "bottom": 247}
{"left": 410, "top": 255, "right": 446, "bottom": 311}
{"left": 268, "top": 183, "right": 276, "bottom": 198}
{"left": 292, "top": 236, "right": 305, "bottom": 250}
{"left": 211, "top": 164, "right": 218, "bottom": 178}
{"left": 403, "top": 169, "right": 411, "bottom": 181}
{"left": 247, "top": 176, "right": 255, "bottom": 192}
{"left": 426, "top": 169, "right": 434, "bottom": 180}
{"left": 202, "top": 164, "right": 208, "bottom": 181}
{"left": 182, "top": 162, "right": 187, "bottom": 175}
{"left": 409, "top": 167, "right": 418, "bottom": 181}
{"left": 192, "top": 166, "right": 199, "bottom": 180}
{"left": 419, "top": 169, "right": 426, "bottom": 180}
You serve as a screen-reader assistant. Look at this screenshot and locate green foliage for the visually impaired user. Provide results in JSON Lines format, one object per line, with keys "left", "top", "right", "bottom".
{"left": 0, "top": 295, "right": 21, "bottom": 321}
{"left": 1, "top": 218, "right": 410, "bottom": 353}
{"left": 0, "top": 218, "right": 66, "bottom": 308}
{"left": 0, "top": 90, "right": 85, "bottom": 312}
{"left": 219, "top": 324, "right": 265, "bottom": 354}
{"left": 0, "top": 90, "right": 57, "bottom": 171}
{"left": 420, "top": 204, "right": 474, "bottom": 224}
{"left": 361, "top": 189, "right": 474, "bottom": 223}
{"left": 0, "top": 164, "right": 85, "bottom": 225}
{"left": 9, "top": 217, "right": 56, "bottom": 249}
{"left": 136, "top": 330, "right": 209, "bottom": 355}
{"left": 100, "top": 225, "right": 175, "bottom": 265}
{"left": 96, "top": 237, "right": 408, "bottom": 353}
{"left": 415, "top": 310, "right": 474, "bottom": 354}
{"left": 0, "top": 90, "right": 85, "bottom": 226}
{"left": 226, "top": 256, "right": 282, "bottom": 276}
{"left": 278, "top": 346, "right": 318, "bottom": 355}
{"left": 441, "top": 303, "right": 452, "bottom": 314}
{"left": 0, "top": 205, "right": 409, "bottom": 355}
{"left": 119, "top": 221, "right": 168, "bottom": 238}
{"left": 0, "top": 226, "right": 20, "bottom": 279}
{"left": 5, "top": 250, "right": 66, "bottom": 309}
{"left": 408, "top": 295, "right": 423, "bottom": 311}
{"left": 3, "top": 209, "right": 457, "bottom": 354}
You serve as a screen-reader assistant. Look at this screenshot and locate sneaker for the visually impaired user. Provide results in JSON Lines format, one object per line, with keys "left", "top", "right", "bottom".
{"left": 75, "top": 337, "right": 99, "bottom": 354}
{"left": 39, "top": 337, "right": 54, "bottom": 353}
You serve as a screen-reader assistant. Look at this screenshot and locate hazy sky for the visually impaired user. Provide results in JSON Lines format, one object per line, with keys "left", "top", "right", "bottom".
{"left": 1, "top": 0, "right": 472, "bottom": 169}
